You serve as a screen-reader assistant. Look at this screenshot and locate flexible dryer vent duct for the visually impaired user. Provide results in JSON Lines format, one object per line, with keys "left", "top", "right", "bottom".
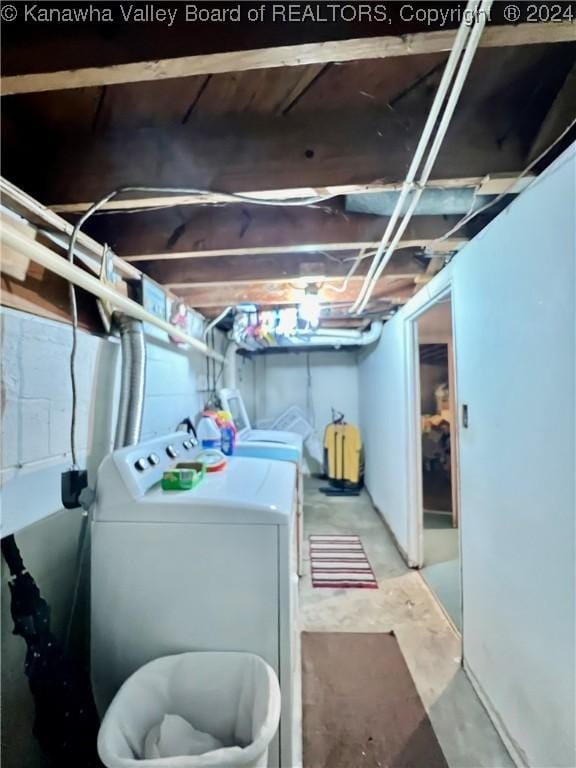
{"left": 114, "top": 313, "right": 146, "bottom": 448}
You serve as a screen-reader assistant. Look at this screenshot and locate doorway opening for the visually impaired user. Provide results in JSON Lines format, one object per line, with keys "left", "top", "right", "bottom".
{"left": 415, "top": 293, "right": 461, "bottom": 631}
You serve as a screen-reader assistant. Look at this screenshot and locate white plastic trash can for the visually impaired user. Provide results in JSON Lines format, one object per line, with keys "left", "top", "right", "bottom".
{"left": 97, "top": 652, "right": 281, "bottom": 768}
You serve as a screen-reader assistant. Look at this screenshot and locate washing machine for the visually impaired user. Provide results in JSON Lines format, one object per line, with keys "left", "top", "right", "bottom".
{"left": 219, "top": 388, "right": 304, "bottom": 455}
{"left": 219, "top": 388, "right": 305, "bottom": 574}
{"left": 91, "top": 432, "right": 300, "bottom": 768}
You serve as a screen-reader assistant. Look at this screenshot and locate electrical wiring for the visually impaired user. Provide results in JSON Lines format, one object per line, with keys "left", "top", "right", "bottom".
{"left": 427, "top": 114, "right": 576, "bottom": 249}
{"left": 323, "top": 247, "right": 368, "bottom": 293}
{"left": 71, "top": 186, "right": 337, "bottom": 222}
{"left": 214, "top": 341, "right": 230, "bottom": 393}
{"left": 321, "top": 235, "right": 460, "bottom": 300}
{"left": 321, "top": 243, "right": 412, "bottom": 297}
{"left": 354, "top": 0, "right": 494, "bottom": 314}
{"left": 88, "top": 199, "right": 335, "bottom": 217}
{"left": 351, "top": 0, "right": 498, "bottom": 313}
{"left": 349, "top": 0, "right": 482, "bottom": 314}
{"left": 338, "top": 110, "right": 575, "bottom": 293}
{"left": 306, "top": 353, "right": 316, "bottom": 427}
{"left": 65, "top": 184, "right": 338, "bottom": 469}
{"left": 67, "top": 275, "right": 80, "bottom": 468}
{"left": 341, "top": 243, "right": 423, "bottom": 263}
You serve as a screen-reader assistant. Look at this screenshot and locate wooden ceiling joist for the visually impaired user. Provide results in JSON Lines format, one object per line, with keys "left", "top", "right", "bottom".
{"left": 172, "top": 276, "right": 415, "bottom": 309}
{"left": 94, "top": 206, "right": 466, "bottom": 265}
{"left": 35, "top": 105, "right": 530, "bottom": 214}
{"left": 50, "top": 173, "right": 533, "bottom": 214}
{"left": 151, "top": 251, "right": 428, "bottom": 289}
{"left": 2, "top": 22, "right": 573, "bottom": 96}
{"left": 126, "top": 239, "right": 463, "bottom": 262}
{"left": 0, "top": 176, "right": 139, "bottom": 280}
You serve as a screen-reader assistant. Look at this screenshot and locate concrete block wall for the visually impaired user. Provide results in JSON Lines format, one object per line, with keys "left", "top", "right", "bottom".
{"left": 247, "top": 349, "right": 360, "bottom": 432}
{"left": 1, "top": 308, "right": 218, "bottom": 534}
{"left": 1, "top": 308, "right": 111, "bottom": 469}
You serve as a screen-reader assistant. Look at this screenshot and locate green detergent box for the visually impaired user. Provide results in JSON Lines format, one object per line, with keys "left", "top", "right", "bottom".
{"left": 161, "top": 463, "right": 205, "bottom": 491}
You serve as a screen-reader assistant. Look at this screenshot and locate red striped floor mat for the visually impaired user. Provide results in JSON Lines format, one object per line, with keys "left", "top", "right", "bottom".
{"left": 310, "top": 535, "right": 378, "bottom": 589}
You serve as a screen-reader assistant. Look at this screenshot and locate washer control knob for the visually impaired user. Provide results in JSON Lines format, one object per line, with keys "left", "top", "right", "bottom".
{"left": 183, "top": 440, "right": 191, "bottom": 450}
{"left": 148, "top": 453, "right": 160, "bottom": 466}
{"left": 134, "top": 457, "right": 149, "bottom": 471}
{"left": 166, "top": 445, "right": 179, "bottom": 459}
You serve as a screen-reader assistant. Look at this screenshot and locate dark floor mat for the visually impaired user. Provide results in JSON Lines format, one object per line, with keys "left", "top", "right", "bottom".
{"left": 302, "top": 632, "right": 448, "bottom": 768}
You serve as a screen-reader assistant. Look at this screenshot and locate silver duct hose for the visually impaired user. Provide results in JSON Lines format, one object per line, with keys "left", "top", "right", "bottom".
{"left": 113, "top": 313, "right": 146, "bottom": 448}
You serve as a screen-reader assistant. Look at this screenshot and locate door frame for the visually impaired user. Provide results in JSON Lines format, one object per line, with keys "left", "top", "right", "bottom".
{"left": 403, "top": 282, "right": 461, "bottom": 571}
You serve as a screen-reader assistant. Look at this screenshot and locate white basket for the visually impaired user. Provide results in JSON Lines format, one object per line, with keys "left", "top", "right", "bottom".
{"left": 270, "top": 407, "right": 314, "bottom": 440}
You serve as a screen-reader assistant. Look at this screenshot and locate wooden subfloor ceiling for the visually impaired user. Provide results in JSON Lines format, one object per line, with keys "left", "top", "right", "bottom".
{"left": 1, "top": 16, "right": 575, "bottom": 322}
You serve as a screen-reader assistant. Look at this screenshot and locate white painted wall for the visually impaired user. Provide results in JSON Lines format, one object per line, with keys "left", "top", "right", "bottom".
{"left": 235, "top": 353, "right": 257, "bottom": 424}
{"left": 246, "top": 350, "right": 360, "bottom": 434}
{"left": 359, "top": 144, "right": 576, "bottom": 767}
{"left": 358, "top": 321, "right": 412, "bottom": 549}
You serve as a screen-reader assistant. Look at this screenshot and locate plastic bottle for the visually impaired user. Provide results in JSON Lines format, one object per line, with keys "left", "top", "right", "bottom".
{"left": 197, "top": 413, "right": 222, "bottom": 449}
{"left": 220, "top": 425, "right": 235, "bottom": 456}
{"left": 216, "top": 411, "right": 237, "bottom": 456}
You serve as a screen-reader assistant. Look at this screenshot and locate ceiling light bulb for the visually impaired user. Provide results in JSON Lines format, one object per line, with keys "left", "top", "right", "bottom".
{"left": 299, "top": 288, "right": 321, "bottom": 327}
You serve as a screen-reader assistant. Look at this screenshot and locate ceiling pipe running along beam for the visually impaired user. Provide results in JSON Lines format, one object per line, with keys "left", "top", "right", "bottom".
{"left": 0, "top": 219, "right": 226, "bottom": 364}
{"left": 234, "top": 321, "right": 383, "bottom": 353}
{"left": 296, "top": 321, "right": 383, "bottom": 347}
{"left": 299, "top": 327, "right": 376, "bottom": 339}
{"left": 355, "top": 0, "right": 494, "bottom": 313}
{"left": 350, "top": 0, "right": 482, "bottom": 314}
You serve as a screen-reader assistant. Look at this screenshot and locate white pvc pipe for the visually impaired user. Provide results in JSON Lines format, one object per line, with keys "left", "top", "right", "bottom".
{"left": 286, "top": 321, "right": 383, "bottom": 348}
{"left": 356, "top": 0, "right": 493, "bottom": 313}
{"left": 223, "top": 342, "right": 238, "bottom": 388}
{"left": 1, "top": 220, "right": 226, "bottom": 363}
{"left": 350, "top": 0, "right": 481, "bottom": 313}
{"left": 204, "top": 305, "right": 232, "bottom": 340}
{"left": 297, "top": 327, "right": 371, "bottom": 339}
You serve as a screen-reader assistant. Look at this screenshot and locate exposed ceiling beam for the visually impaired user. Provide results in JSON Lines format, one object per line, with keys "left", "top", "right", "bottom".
{"left": 93, "top": 206, "right": 466, "bottom": 264}
{"left": 2, "top": 23, "right": 573, "bottom": 96}
{"left": 37, "top": 107, "right": 527, "bottom": 214}
{"left": 171, "top": 276, "right": 416, "bottom": 309}
{"left": 126, "top": 240, "right": 463, "bottom": 260}
{"left": 170, "top": 276, "right": 373, "bottom": 290}
{"left": 0, "top": 176, "right": 140, "bottom": 279}
{"left": 50, "top": 173, "right": 532, "bottom": 214}
{"left": 143, "top": 251, "right": 427, "bottom": 288}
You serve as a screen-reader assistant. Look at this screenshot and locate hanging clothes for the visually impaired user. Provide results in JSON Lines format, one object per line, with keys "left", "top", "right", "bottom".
{"left": 323, "top": 422, "right": 362, "bottom": 486}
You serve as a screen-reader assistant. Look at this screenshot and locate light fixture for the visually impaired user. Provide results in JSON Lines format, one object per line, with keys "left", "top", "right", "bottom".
{"left": 299, "top": 286, "right": 321, "bottom": 328}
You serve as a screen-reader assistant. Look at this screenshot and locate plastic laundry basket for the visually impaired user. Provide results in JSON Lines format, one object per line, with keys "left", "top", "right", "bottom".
{"left": 97, "top": 652, "right": 281, "bottom": 768}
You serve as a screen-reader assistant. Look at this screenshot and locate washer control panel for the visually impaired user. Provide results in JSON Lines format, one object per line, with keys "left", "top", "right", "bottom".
{"left": 128, "top": 434, "right": 198, "bottom": 478}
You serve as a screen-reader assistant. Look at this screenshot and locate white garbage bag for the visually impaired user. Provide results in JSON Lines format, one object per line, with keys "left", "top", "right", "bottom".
{"left": 98, "top": 652, "right": 281, "bottom": 768}
{"left": 143, "top": 714, "right": 224, "bottom": 758}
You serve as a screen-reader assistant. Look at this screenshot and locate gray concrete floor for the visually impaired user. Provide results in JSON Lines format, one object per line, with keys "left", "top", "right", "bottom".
{"left": 300, "top": 478, "right": 513, "bottom": 768}
{"left": 422, "top": 512, "right": 462, "bottom": 630}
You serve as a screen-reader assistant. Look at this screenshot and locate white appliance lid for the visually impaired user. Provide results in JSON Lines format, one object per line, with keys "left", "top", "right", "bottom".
{"left": 99, "top": 456, "right": 296, "bottom": 525}
{"left": 243, "top": 429, "right": 304, "bottom": 451}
